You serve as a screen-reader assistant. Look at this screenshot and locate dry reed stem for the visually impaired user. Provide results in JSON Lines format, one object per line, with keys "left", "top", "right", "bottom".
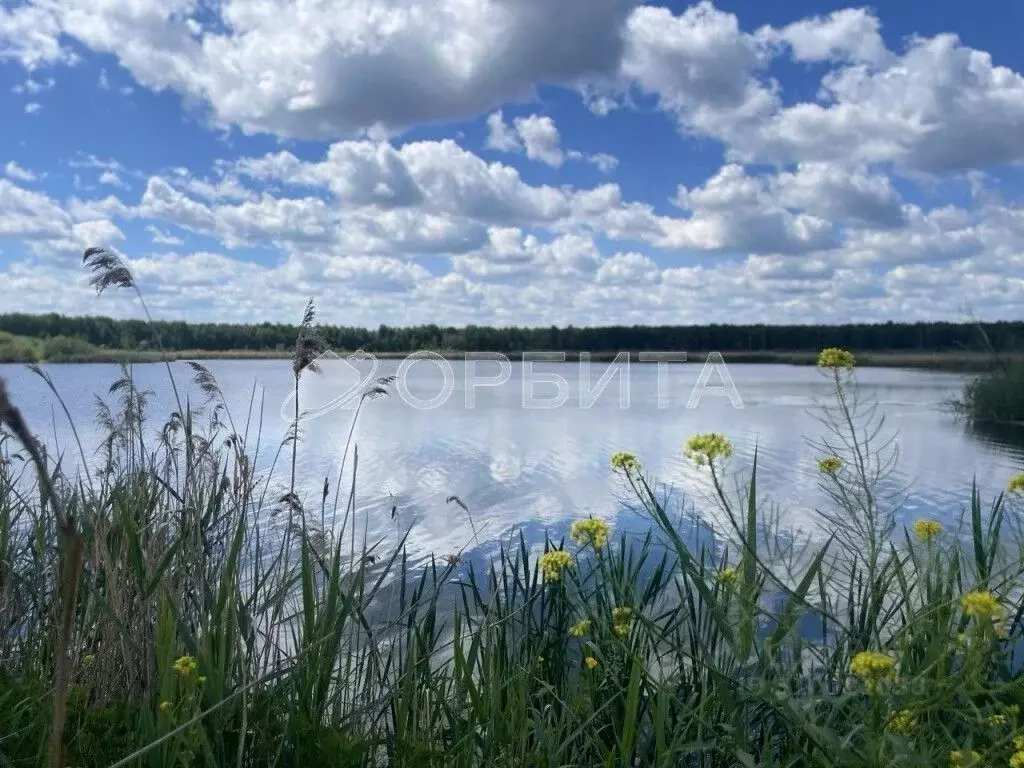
{"left": 0, "top": 377, "right": 85, "bottom": 768}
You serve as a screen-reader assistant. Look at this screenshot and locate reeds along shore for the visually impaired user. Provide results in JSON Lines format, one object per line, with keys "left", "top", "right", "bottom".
{"left": 957, "top": 362, "right": 1024, "bottom": 424}
{"left": 1, "top": 249, "right": 1024, "bottom": 767}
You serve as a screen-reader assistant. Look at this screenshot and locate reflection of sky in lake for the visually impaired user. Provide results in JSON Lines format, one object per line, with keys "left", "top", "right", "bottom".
{"left": 3, "top": 360, "right": 1023, "bottom": 567}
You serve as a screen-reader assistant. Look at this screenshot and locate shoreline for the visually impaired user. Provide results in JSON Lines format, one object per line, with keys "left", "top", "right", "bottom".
{"left": 0, "top": 348, "right": 1016, "bottom": 372}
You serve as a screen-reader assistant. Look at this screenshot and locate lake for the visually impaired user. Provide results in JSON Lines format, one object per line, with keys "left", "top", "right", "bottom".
{"left": 2, "top": 358, "right": 1023, "bottom": 565}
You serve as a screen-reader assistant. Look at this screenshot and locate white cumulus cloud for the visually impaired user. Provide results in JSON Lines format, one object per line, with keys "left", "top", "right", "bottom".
{"left": 44, "top": 0, "right": 634, "bottom": 138}
{"left": 4, "top": 161, "right": 38, "bottom": 182}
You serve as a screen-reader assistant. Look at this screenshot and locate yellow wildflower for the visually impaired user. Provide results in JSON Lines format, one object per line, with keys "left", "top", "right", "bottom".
{"left": 850, "top": 651, "right": 895, "bottom": 678}
{"left": 683, "top": 433, "right": 734, "bottom": 467}
{"left": 1011, "top": 751, "right": 1024, "bottom": 768}
{"left": 612, "top": 606, "right": 633, "bottom": 637}
{"left": 538, "top": 550, "right": 573, "bottom": 582}
{"left": 584, "top": 656, "right": 598, "bottom": 670}
{"left": 888, "top": 709, "right": 916, "bottom": 735}
{"left": 610, "top": 451, "right": 640, "bottom": 472}
{"left": 82, "top": 654, "right": 96, "bottom": 668}
{"left": 159, "top": 700, "right": 172, "bottom": 713}
{"left": 171, "top": 655, "right": 198, "bottom": 677}
{"left": 1008, "top": 474, "right": 1024, "bottom": 494}
{"left": 913, "top": 519, "right": 943, "bottom": 542}
{"left": 612, "top": 606, "right": 633, "bottom": 624}
{"left": 817, "top": 348, "right": 856, "bottom": 369}
{"left": 948, "top": 750, "right": 981, "bottom": 767}
{"left": 569, "top": 619, "right": 591, "bottom": 637}
{"left": 1015, "top": 735, "right": 1024, "bottom": 750}
{"left": 961, "top": 591, "right": 1007, "bottom": 623}
{"left": 850, "top": 651, "right": 895, "bottom": 693}
{"left": 817, "top": 457, "right": 843, "bottom": 475}
{"left": 571, "top": 518, "right": 610, "bottom": 550}
{"left": 715, "top": 566, "right": 740, "bottom": 587}
{"left": 987, "top": 713, "right": 1008, "bottom": 727}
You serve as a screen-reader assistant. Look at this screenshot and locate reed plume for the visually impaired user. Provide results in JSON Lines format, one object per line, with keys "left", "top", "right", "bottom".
{"left": 82, "top": 246, "right": 135, "bottom": 293}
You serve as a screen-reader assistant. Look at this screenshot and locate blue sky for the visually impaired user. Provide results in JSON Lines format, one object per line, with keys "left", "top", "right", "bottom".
{"left": 2, "top": 0, "right": 1024, "bottom": 326}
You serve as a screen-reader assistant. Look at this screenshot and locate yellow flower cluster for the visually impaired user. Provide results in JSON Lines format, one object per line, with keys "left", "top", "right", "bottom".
{"left": 612, "top": 606, "right": 633, "bottom": 638}
{"left": 961, "top": 591, "right": 1007, "bottom": 623}
{"left": 817, "top": 457, "right": 843, "bottom": 475}
{"left": 538, "top": 550, "right": 573, "bottom": 582}
{"left": 817, "top": 348, "right": 856, "bottom": 369}
{"left": 1011, "top": 751, "right": 1024, "bottom": 768}
{"left": 83, "top": 654, "right": 96, "bottom": 668}
{"left": 850, "top": 651, "right": 895, "bottom": 679}
{"left": 159, "top": 700, "right": 172, "bottom": 713}
{"left": 683, "top": 433, "right": 734, "bottom": 467}
{"left": 986, "top": 713, "right": 1008, "bottom": 727}
{"left": 888, "top": 709, "right": 916, "bottom": 735}
{"left": 172, "top": 655, "right": 198, "bottom": 677}
{"left": 569, "top": 619, "right": 591, "bottom": 637}
{"left": 913, "top": 519, "right": 943, "bottom": 542}
{"left": 1008, "top": 474, "right": 1024, "bottom": 494}
{"left": 610, "top": 451, "right": 641, "bottom": 472}
{"left": 850, "top": 651, "right": 895, "bottom": 693}
{"left": 571, "top": 518, "right": 610, "bottom": 550}
{"left": 949, "top": 750, "right": 981, "bottom": 767}
{"left": 584, "top": 656, "right": 598, "bottom": 670}
{"left": 715, "top": 566, "right": 739, "bottom": 587}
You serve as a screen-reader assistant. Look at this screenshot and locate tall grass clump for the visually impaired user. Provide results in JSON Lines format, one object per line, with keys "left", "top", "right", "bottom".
{"left": 1, "top": 250, "right": 1024, "bottom": 766}
{"left": 957, "top": 363, "right": 1024, "bottom": 424}
{"left": 0, "top": 331, "right": 41, "bottom": 363}
{"left": 954, "top": 321, "right": 1024, "bottom": 425}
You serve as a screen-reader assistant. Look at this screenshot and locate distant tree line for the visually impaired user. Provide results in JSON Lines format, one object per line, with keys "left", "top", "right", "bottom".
{"left": 1, "top": 312, "right": 1022, "bottom": 354}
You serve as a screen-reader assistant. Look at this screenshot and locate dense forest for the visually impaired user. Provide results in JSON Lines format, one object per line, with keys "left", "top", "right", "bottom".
{"left": 1, "top": 312, "right": 1023, "bottom": 354}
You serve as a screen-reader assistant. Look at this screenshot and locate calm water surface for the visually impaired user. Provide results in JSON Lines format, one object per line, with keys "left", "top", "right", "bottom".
{"left": 3, "top": 360, "right": 1023, "bottom": 564}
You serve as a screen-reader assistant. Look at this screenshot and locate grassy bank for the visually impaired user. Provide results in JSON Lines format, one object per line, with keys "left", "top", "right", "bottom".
{"left": 0, "top": 331, "right": 292, "bottom": 364}
{"left": 0, "top": 329, "right": 1015, "bottom": 371}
